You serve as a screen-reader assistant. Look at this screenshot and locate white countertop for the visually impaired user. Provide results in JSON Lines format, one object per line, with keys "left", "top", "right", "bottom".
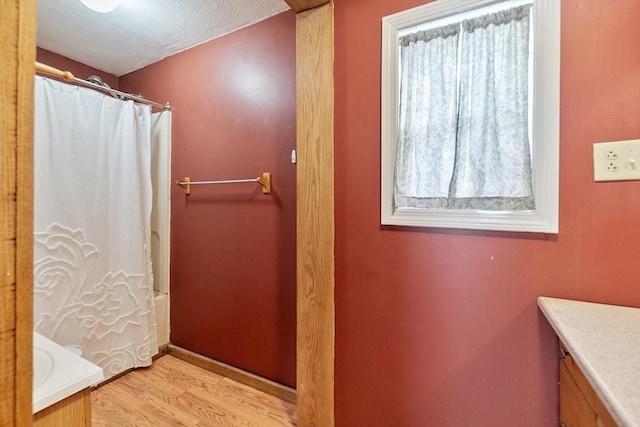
{"left": 538, "top": 297, "right": 640, "bottom": 427}
{"left": 33, "top": 332, "right": 104, "bottom": 413}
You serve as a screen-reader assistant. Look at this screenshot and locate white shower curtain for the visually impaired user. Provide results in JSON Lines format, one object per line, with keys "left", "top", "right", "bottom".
{"left": 33, "top": 76, "right": 157, "bottom": 380}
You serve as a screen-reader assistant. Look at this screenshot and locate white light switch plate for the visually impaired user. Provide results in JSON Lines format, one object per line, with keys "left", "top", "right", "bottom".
{"left": 593, "top": 139, "right": 640, "bottom": 182}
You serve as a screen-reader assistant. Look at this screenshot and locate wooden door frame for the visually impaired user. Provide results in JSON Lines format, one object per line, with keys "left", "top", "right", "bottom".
{"left": 4, "top": 1, "right": 335, "bottom": 426}
{"left": 1, "top": 1, "right": 36, "bottom": 426}
{"left": 287, "top": 1, "right": 336, "bottom": 426}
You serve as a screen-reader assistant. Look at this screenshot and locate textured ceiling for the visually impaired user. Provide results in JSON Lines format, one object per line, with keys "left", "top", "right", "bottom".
{"left": 37, "top": 0, "right": 290, "bottom": 76}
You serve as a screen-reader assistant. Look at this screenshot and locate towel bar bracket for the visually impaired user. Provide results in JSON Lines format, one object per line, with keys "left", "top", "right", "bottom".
{"left": 177, "top": 176, "right": 191, "bottom": 195}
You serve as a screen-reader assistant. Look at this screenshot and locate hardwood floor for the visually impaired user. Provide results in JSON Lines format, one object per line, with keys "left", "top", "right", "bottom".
{"left": 91, "top": 355, "right": 297, "bottom": 427}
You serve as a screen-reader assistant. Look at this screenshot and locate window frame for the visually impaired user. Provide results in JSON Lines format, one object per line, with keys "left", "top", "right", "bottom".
{"left": 381, "top": 0, "right": 560, "bottom": 233}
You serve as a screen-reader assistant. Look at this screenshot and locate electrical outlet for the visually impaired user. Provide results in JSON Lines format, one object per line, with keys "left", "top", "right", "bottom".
{"left": 604, "top": 150, "right": 618, "bottom": 160}
{"left": 593, "top": 139, "right": 640, "bottom": 182}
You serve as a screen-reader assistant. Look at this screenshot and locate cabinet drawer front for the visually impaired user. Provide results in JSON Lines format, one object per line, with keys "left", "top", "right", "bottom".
{"left": 560, "top": 359, "right": 598, "bottom": 427}
{"left": 561, "top": 342, "right": 597, "bottom": 409}
{"left": 595, "top": 399, "right": 618, "bottom": 427}
{"left": 559, "top": 341, "right": 618, "bottom": 427}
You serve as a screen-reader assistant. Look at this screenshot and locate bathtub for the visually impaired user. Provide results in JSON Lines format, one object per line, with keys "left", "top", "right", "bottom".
{"left": 33, "top": 332, "right": 103, "bottom": 413}
{"left": 155, "top": 291, "right": 169, "bottom": 347}
{"left": 33, "top": 291, "right": 166, "bottom": 413}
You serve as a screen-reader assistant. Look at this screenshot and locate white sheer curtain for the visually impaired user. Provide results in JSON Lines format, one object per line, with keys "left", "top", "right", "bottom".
{"left": 395, "top": 24, "right": 460, "bottom": 208}
{"left": 394, "top": 4, "right": 534, "bottom": 211}
{"left": 34, "top": 76, "right": 157, "bottom": 380}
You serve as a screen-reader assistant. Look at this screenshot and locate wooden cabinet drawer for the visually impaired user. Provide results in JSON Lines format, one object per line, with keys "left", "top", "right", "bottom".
{"left": 560, "top": 358, "right": 598, "bottom": 427}
{"left": 559, "top": 342, "right": 618, "bottom": 427}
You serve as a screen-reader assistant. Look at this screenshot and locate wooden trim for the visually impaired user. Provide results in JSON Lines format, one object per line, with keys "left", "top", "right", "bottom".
{"left": 95, "top": 368, "right": 135, "bottom": 388}
{"left": 94, "top": 345, "right": 171, "bottom": 388}
{"left": 16, "top": 2, "right": 36, "bottom": 425}
{"left": 284, "top": 0, "right": 331, "bottom": 13}
{"left": 155, "top": 344, "right": 170, "bottom": 359}
{"left": 168, "top": 345, "right": 297, "bottom": 405}
{"left": 295, "top": 3, "right": 335, "bottom": 426}
{"left": 1, "top": 2, "right": 36, "bottom": 426}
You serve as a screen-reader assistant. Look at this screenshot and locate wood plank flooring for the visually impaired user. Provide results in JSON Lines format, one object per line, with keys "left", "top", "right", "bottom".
{"left": 91, "top": 355, "right": 297, "bottom": 427}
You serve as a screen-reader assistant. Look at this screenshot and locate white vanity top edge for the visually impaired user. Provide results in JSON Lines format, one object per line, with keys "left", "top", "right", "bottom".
{"left": 33, "top": 332, "right": 104, "bottom": 414}
{"left": 538, "top": 296, "right": 640, "bottom": 427}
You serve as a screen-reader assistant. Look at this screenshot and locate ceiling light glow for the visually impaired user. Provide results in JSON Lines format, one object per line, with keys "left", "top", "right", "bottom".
{"left": 80, "top": 0, "right": 119, "bottom": 13}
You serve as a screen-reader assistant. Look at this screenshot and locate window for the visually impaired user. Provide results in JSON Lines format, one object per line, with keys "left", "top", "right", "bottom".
{"left": 381, "top": 0, "right": 560, "bottom": 233}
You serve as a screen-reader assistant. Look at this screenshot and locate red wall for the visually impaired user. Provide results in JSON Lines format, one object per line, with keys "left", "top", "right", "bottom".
{"left": 38, "top": 2, "right": 639, "bottom": 422}
{"left": 36, "top": 48, "right": 119, "bottom": 89}
{"left": 120, "top": 11, "right": 297, "bottom": 387}
{"left": 334, "top": 0, "right": 640, "bottom": 426}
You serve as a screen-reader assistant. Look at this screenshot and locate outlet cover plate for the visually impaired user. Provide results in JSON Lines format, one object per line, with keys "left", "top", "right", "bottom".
{"left": 593, "top": 139, "right": 640, "bottom": 182}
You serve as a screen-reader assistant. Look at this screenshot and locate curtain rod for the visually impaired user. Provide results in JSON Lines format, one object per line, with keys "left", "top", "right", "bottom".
{"left": 35, "top": 61, "right": 170, "bottom": 111}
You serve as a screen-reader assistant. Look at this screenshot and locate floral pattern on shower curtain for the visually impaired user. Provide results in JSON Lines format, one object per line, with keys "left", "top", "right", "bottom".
{"left": 33, "top": 76, "right": 157, "bottom": 379}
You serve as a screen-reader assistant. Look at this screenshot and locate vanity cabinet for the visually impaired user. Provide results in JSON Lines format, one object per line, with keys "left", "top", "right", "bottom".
{"left": 34, "top": 388, "right": 92, "bottom": 427}
{"left": 559, "top": 341, "right": 618, "bottom": 427}
{"left": 539, "top": 297, "right": 639, "bottom": 427}
{"left": 33, "top": 333, "right": 102, "bottom": 426}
